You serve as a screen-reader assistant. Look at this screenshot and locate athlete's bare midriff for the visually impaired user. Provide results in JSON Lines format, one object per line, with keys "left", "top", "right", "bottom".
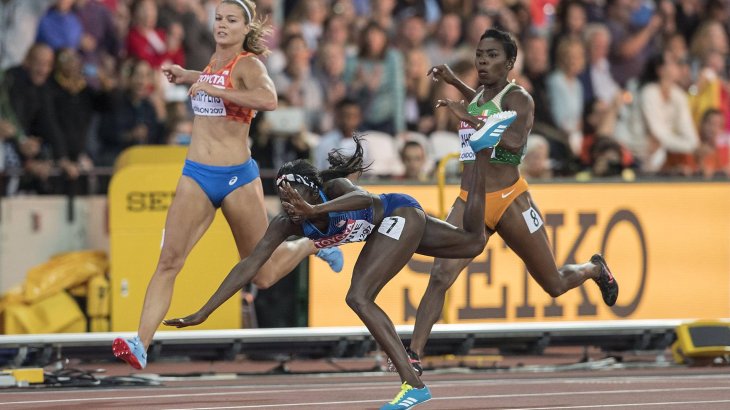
{"left": 187, "top": 116, "right": 252, "bottom": 165}
{"left": 460, "top": 148, "right": 521, "bottom": 193}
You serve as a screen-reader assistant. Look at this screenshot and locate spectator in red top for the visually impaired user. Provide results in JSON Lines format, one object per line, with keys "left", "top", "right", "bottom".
{"left": 126, "top": 0, "right": 184, "bottom": 69}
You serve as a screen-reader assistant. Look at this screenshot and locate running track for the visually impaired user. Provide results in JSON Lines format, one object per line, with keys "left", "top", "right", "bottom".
{"left": 1, "top": 366, "right": 729, "bottom": 409}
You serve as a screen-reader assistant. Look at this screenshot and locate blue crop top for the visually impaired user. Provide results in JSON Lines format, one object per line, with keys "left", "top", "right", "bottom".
{"left": 302, "top": 190, "right": 376, "bottom": 248}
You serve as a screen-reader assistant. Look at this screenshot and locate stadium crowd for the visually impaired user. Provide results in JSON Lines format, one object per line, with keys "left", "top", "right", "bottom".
{"left": 0, "top": 0, "right": 728, "bottom": 196}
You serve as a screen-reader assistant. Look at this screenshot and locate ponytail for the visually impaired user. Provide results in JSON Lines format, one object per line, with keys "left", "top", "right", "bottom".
{"left": 320, "top": 135, "right": 371, "bottom": 182}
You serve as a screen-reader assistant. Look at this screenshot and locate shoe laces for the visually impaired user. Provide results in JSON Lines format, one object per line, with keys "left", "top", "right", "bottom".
{"left": 390, "top": 382, "right": 413, "bottom": 404}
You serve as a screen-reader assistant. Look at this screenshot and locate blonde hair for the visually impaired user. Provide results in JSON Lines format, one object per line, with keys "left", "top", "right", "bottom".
{"left": 222, "top": 0, "right": 272, "bottom": 56}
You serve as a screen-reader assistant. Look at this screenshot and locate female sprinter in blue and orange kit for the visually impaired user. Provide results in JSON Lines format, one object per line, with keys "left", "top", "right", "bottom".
{"left": 112, "top": 0, "right": 342, "bottom": 370}
{"left": 163, "top": 135, "right": 497, "bottom": 409}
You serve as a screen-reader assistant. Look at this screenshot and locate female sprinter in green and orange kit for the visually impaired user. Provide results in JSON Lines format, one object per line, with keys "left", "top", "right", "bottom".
{"left": 406, "top": 28, "right": 619, "bottom": 373}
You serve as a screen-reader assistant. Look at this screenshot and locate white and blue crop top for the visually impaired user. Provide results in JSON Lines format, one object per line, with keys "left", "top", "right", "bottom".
{"left": 302, "top": 190, "right": 375, "bottom": 248}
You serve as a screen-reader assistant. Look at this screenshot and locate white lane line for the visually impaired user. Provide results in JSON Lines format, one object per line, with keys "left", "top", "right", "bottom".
{"left": 3, "top": 373, "right": 728, "bottom": 397}
{"left": 511, "top": 400, "right": 730, "bottom": 409}
{"left": 6, "top": 386, "right": 724, "bottom": 408}
{"left": 162, "top": 397, "right": 730, "bottom": 410}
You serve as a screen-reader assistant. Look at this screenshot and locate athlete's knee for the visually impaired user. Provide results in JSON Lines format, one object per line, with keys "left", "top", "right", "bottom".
{"left": 540, "top": 281, "right": 565, "bottom": 298}
{"left": 428, "top": 265, "right": 460, "bottom": 292}
{"left": 345, "top": 291, "right": 372, "bottom": 314}
{"left": 156, "top": 249, "right": 185, "bottom": 277}
{"left": 251, "top": 274, "right": 274, "bottom": 290}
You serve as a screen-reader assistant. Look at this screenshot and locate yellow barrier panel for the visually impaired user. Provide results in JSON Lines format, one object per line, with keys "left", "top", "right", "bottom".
{"left": 108, "top": 149, "right": 241, "bottom": 332}
{"left": 309, "top": 182, "right": 730, "bottom": 326}
{"left": 114, "top": 145, "right": 188, "bottom": 171}
{"left": 4, "top": 291, "right": 86, "bottom": 334}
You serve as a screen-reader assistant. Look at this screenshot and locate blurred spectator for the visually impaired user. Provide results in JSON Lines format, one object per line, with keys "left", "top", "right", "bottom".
{"left": 580, "top": 23, "right": 621, "bottom": 105}
{"left": 522, "top": 33, "right": 569, "bottom": 161}
{"left": 664, "top": 32, "right": 692, "bottom": 91}
{"left": 393, "top": 0, "right": 441, "bottom": 25}
{"left": 424, "top": 13, "right": 468, "bottom": 67}
{"left": 321, "top": 13, "right": 356, "bottom": 56}
{"left": 157, "top": 0, "right": 215, "bottom": 71}
{"left": 272, "top": 34, "right": 324, "bottom": 132}
{"left": 605, "top": 0, "right": 662, "bottom": 87}
{"left": 49, "top": 48, "right": 114, "bottom": 182}
{"left": 370, "top": 0, "right": 396, "bottom": 35}
{"left": 397, "top": 139, "right": 429, "bottom": 181}
{"left": 313, "top": 98, "right": 363, "bottom": 170}
{"left": 618, "top": 52, "right": 699, "bottom": 174}
{"left": 695, "top": 108, "right": 729, "bottom": 178}
{"left": 126, "top": 0, "right": 184, "bottom": 69}
{"left": 576, "top": 136, "right": 635, "bottom": 180}
{"left": 547, "top": 37, "right": 586, "bottom": 156}
{"left": 35, "top": 0, "right": 83, "bottom": 51}
{"left": 675, "top": 0, "right": 703, "bottom": 44}
{"left": 403, "top": 48, "right": 435, "bottom": 134}
{"left": 74, "top": 0, "right": 121, "bottom": 88}
{"left": 689, "top": 50, "right": 729, "bottom": 127}
{"left": 549, "top": 0, "right": 588, "bottom": 66}
{"left": 580, "top": 97, "right": 634, "bottom": 170}
{"left": 689, "top": 21, "right": 729, "bottom": 70}
{"left": 344, "top": 21, "right": 405, "bottom": 134}
{"left": 97, "top": 59, "right": 163, "bottom": 166}
{"left": 313, "top": 42, "right": 348, "bottom": 132}
{"left": 0, "top": 44, "right": 59, "bottom": 194}
{"left": 519, "top": 134, "right": 552, "bottom": 180}
{"left": 462, "top": 13, "right": 494, "bottom": 51}
{"left": 0, "top": 0, "right": 54, "bottom": 70}
{"left": 288, "top": 0, "right": 328, "bottom": 50}
{"left": 396, "top": 12, "right": 428, "bottom": 53}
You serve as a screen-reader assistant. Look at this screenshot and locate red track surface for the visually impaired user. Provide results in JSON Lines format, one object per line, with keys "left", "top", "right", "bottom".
{"left": 1, "top": 351, "right": 729, "bottom": 409}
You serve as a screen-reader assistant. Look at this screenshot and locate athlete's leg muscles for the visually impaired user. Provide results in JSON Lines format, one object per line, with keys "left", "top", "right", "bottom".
{"left": 416, "top": 152, "right": 488, "bottom": 257}
{"left": 409, "top": 198, "right": 491, "bottom": 357}
{"left": 221, "top": 178, "right": 315, "bottom": 289}
{"left": 347, "top": 207, "right": 426, "bottom": 388}
{"left": 138, "top": 176, "right": 217, "bottom": 349}
{"left": 496, "top": 193, "right": 600, "bottom": 298}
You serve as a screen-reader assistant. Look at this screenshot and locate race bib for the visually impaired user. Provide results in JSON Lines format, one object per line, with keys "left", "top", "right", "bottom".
{"left": 457, "top": 115, "right": 486, "bottom": 162}
{"left": 522, "top": 206, "right": 544, "bottom": 234}
{"left": 377, "top": 216, "right": 405, "bottom": 240}
{"left": 191, "top": 88, "right": 226, "bottom": 117}
{"left": 314, "top": 219, "right": 375, "bottom": 248}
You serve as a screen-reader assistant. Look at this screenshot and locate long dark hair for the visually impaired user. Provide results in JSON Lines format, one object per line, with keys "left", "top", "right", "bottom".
{"left": 276, "top": 135, "right": 371, "bottom": 192}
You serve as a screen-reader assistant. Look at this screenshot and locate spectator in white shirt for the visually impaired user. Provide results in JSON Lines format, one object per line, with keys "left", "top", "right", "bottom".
{"left": 580, "top": 23, "right": 621, "bottom": 106}
{"left": 619, "top": 52, "right": 699, "bottom": 174}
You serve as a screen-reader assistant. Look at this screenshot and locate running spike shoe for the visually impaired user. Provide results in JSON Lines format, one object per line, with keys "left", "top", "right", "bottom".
{"left": 468, "top": 110, "right": 517, "bottom": 153}
{"left": 380, "top": 382, "right": 432, "bottom": 410}
{"left": 591, "top": 253, "right": 619, "bottom": 306}
{"left": 112, "top": 336, "right": 147, "bottom": 369}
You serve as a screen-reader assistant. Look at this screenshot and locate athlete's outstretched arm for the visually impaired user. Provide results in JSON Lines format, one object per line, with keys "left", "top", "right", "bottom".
{"left": 429, "top": 64, "right": 477, "bottom": 101}
{"left": 163, "top": 215, "right": 299, "bottom": 328}
{"left": 161, "top": 64, "right": 201, "bottom": 85}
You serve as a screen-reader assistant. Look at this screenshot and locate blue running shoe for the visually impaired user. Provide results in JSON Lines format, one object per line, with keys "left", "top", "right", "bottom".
{"left": 112, "top": 336, "right": 147, "bottom": 369}
{"left": 468, "top": 110, "right": 517, "bottom": 153}
{"left": 380, "top": 382, "right": 432, "bottom": 410}
{"left": 316, "top": 247, "right": 344, "bottom": 273}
